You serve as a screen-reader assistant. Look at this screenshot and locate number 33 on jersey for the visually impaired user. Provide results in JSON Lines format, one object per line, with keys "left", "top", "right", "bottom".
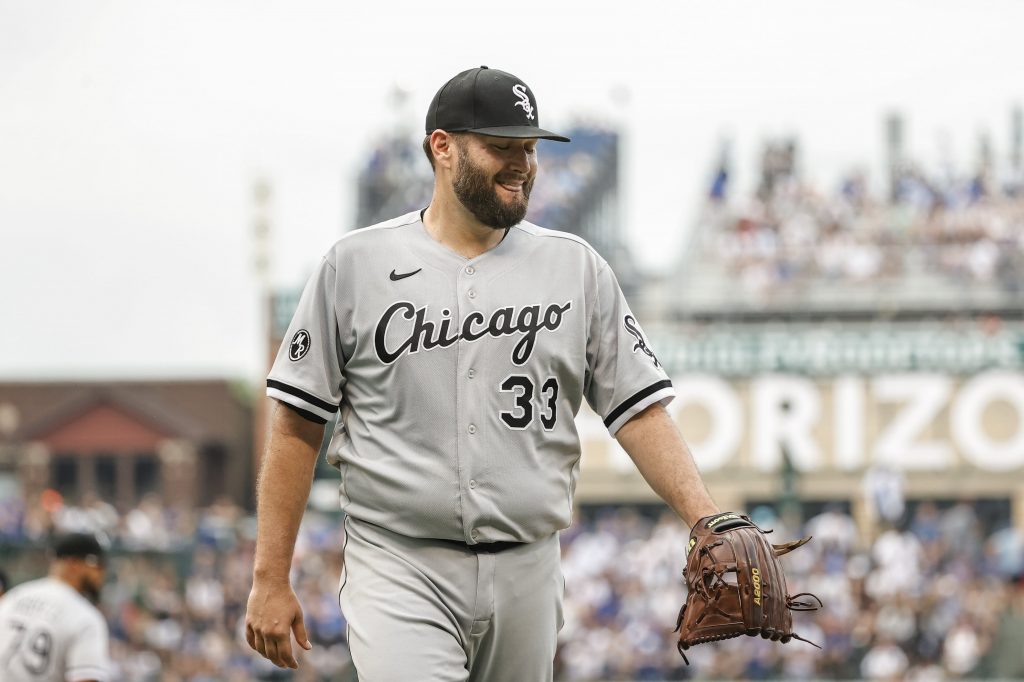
{"left": 267, "top": 211, "right": 674, "bottom": 543}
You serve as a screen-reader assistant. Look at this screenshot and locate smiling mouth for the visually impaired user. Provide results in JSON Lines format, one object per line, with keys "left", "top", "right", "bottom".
{"left": 497, "top": 179, "right": 525, "bottom": 193}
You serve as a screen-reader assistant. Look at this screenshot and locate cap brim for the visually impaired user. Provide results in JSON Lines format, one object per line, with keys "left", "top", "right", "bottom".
{"left": 468, "top": 125, "right": 571, "bottom": 143}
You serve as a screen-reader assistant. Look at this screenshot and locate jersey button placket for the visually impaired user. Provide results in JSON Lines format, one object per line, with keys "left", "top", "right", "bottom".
{"left": 458, "top": 263, "right": 482, "bottom": 541}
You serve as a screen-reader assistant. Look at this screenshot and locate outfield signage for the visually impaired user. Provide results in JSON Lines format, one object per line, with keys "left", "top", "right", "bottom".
{"left": 577, "top": 371, "right": 1024, "bottom": 473}
{"left": 649, "top": 327, "right": 1024, "bottom": 375}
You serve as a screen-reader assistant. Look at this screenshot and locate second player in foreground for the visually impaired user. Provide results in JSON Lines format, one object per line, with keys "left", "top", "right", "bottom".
{"left": 245, "top": 65, "right": 814, "bottom": 680}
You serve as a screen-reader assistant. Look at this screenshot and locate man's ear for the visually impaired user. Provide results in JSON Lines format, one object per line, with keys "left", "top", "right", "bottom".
{"left": 431, "top": 131, "right": 457, "bottom": 171}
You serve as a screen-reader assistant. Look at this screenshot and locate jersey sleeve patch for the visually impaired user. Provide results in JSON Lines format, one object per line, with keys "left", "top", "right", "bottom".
{"left": 267, "top": 379, "right": 338, "bottom": 423}
{"left": 604, "top": 379, "right": 674, "bottom": 434}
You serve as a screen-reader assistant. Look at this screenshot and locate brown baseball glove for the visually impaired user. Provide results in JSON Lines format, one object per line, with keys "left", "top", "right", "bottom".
{"left": 674, "top": 512, "right": 822, "bottom": 663}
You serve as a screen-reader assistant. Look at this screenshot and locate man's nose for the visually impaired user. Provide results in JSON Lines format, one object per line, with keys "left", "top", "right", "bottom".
{"left": 508, "top": 146, "right": 529, "bottom": 172}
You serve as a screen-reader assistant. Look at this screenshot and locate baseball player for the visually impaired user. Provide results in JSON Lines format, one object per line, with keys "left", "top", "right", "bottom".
{"left": 245, "top": 66, "right": 720, "bottom": 680}
{"left": 0, "top": 533, "right": 111, "bottom": 682}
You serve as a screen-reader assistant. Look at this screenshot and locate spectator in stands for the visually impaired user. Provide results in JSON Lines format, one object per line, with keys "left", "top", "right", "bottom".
{"left": 940, "top": 500, "right": 983, "bottom": 562}
{"left": 54, "top": 492, "right": 119, "bottom": 546}
{"left": 860, "top": 635, "right": 911, "bottom": 679}
{"left": 805, "top": 503, "right": 859, "bottom": 554}
{"left": 986, "top": 522, "right": 1024, "bottom": 578}
{"left": 978, "top": 573, "right": 1024, "bottom": 678}
{"left": 695, "top": 140, "right": 1024, "bottom": 299}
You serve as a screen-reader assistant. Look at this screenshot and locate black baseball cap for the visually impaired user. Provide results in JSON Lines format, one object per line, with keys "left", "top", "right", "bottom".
{"left": 425, "top": 66, "right": 570, "bottom": 143}
{"left": 53, "top": 532, "right": 106, "bottom": 566}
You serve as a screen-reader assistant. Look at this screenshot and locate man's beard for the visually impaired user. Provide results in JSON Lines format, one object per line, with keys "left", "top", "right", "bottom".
{"left": 453, "top": 148, "right": 533, "bottom": 230}
{"left": 80, "top": 577, "right": 101, "bottom": 604}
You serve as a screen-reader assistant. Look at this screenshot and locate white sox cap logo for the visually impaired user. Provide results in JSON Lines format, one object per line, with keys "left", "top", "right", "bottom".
{"left": 512, "top": 84, "right": 534, "bottom": 120}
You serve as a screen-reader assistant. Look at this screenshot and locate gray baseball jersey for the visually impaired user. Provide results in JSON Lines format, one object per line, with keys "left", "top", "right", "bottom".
{"left": 267, "top": 210, "right": 673, "bottom": 544}
{"left": 0, "top": 578, "right": 110, "bottom": 682}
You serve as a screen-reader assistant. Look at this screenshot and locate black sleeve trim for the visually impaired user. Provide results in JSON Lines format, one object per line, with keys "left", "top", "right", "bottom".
{"left": 603, "top": 379, "right": 673, "bottom": 428}
{"left": 266, "top": 380, "right": 338, "bottom": 413}
{"left": 279, "top": 400, "right": 329, "bottom": 425}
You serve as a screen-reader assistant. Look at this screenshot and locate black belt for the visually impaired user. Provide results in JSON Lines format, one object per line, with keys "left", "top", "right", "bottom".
{"left": 440, "top": 538, "right": 526, "bottom": 553}
{"left": 349, "top": 518, "right": 527, "bottom": 553}
{"left": 472, "top": 540, "right": 525, "bottom": 553}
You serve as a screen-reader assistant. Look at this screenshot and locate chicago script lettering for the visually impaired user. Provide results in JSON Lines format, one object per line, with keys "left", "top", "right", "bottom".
{"left": 375, "top": 300, "right": 573, "bottom": 365}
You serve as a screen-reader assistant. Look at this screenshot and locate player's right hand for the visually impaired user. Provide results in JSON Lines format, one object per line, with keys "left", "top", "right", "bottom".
{"left": 245, "top": 579, "right": 313, "bottom": 669}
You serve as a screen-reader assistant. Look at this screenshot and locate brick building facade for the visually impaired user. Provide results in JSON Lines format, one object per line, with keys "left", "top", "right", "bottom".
{"left": 0, "top": 380, "right": 253, "bottom": 512}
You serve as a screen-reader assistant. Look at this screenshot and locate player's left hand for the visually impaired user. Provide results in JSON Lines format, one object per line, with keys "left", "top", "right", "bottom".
{"left": 245, "top": 578, "right": 312, "bottom": 669}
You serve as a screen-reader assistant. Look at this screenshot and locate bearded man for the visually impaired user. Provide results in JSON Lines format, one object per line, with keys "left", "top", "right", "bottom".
{"left": 0, "top": 533, "right": 110, "bottom": 682}
{"left": 245, "top": 66, "right": 720, "bottom": 681}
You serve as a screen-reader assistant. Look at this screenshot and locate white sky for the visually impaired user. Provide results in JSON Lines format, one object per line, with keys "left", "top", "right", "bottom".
{"left": 1, "top": 0, "right": 1022, "bottom": 381}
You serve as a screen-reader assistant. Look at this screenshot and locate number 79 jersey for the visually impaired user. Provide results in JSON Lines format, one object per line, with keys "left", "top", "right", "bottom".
{"left": 0, "top": 578, "right": 109, "bottom": 682}
{"left": 268, "top": 211, "right": 674, "bottom": 544}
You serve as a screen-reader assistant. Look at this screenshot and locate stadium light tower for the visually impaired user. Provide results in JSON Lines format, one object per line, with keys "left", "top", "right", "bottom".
{"left": 885, "top": 112, "right": 904, "bottom": 202}
{"left": 1012, "top": 105, "right": 1022, "bottom": 174}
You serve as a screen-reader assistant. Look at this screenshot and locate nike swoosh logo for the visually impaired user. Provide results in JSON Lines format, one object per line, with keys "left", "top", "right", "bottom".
{"left": 389, "top": 268, "right": 422, "bottom": 281}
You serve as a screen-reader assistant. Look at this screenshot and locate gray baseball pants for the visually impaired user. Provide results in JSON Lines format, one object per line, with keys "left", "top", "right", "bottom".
{"left": 339, "top": 516, "right": 564, "bottom": 681}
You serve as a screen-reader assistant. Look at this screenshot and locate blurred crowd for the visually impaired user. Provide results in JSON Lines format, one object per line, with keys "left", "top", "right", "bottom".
{"left": 700, "top": 140, "right": 1024, "bottom": 295}
{"left": 3, "top": 492, "right": 1024, "bottom": 681}
{"left": 557, "top": 503, "right": 1024, "bottom": 681}
{"left": 1, "top": 492, "right": 351, "bottom": 682}
{"left": 355, "top": 126, "right": 618, "bottom": 231}
{"left": 522, "top": 127, "right": 618, "bottom": 229}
